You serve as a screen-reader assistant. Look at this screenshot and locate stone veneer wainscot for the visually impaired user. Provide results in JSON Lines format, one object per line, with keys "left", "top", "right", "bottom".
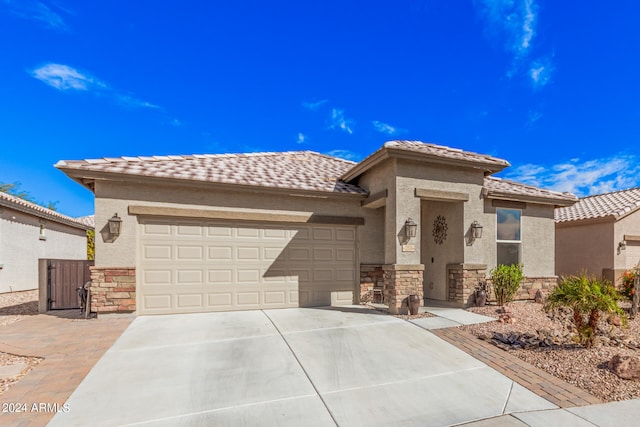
{"left": 383, "top": 264, "right": 424, "bottom": 314}
{"left": 90, "top": 267, "right": 136, "bottom": 313}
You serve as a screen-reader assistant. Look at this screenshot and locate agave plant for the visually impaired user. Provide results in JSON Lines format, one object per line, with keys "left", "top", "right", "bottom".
{"left": 545, "top": 273, "right": 626, "bottom": 347}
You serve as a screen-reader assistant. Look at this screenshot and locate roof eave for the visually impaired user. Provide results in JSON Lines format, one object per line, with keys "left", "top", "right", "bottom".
{"left": 0, "top": 198, "right": 92, "bottom": 231}
{"left": 485, "top": 190, "right": 577, "bottom": 207}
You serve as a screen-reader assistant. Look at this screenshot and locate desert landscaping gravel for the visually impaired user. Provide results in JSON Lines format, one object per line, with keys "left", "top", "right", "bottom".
{"left": 0, "top": 290, "right": 43, "bottom": 395}
{"left": 463, "top": 301, "right": 640, "bottom": 402}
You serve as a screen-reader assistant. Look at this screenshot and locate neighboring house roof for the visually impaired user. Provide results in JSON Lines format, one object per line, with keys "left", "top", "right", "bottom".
{"left": 0, "top": 191, "right": 93, "bottom": 230}
{"left": 484, "top": 177, "right": 578, "bottom": 207}
{"left": 56, "top": 151, "right": 366, "bottom": 196}
{"left": 555, "top": 187, "right": 640, "bottom": 223}
{"left": 75, "top": 215, "right": 96, "bottom": 228}
{"left": 342, "top": 140, "right": 510, "bottom": 181}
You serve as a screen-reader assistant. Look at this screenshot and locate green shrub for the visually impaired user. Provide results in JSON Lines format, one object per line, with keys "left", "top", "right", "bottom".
{"left": 490, "top": 264, "right": 524, "bottom": 306}
{"left": 544, "top": 273, "right": 626, "bottom": 348}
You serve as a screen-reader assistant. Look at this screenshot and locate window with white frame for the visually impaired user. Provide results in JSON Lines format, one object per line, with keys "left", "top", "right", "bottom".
{"left": 496, "top": 208, "right": 521, "bottom": 266}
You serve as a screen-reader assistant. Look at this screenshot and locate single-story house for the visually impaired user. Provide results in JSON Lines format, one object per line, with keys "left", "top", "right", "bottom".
{"left": 0, "top": 191, "right": 92, "bottom": 293}
{"left": 56, "top": 140, "right": 577, "bottom": 315}
{"left": 555, "top": 187, "right": 640, "bottom": 285}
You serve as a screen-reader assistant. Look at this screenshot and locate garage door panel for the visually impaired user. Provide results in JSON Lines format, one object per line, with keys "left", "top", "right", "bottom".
{"left": 144, "top": 270, "right": 172, "bottom": 285}
{"left": 139, "top": 220, "right": 356, "bottom": 314}
{"left": 235, "top": 269, "right": 260, "bottom": 284}
{"left": 208, "top": 293, "right": 232, "bottom": 307}
{"left": 176, "top": 294, "right": 203, "bottom": 308}
{"left": 144, "top": 245, "right": 172, "bottom": 260}
{"left": 208, "top": 246, "right": 232, "bottom": 260}
{"left": 313, "top": 227, "right": 333, "bottom": 240}
{"left": 177, "top": 245, "right": 203, "bottom": 260}
{"left": 176, "top": 270, "right": 203, "bottom": 284}
{"left": 237, "top": 247, "right": 260, "bottom": 260}
{"left": 176, "top": 224, "right": 202, "bottom": 236}
{"left": 336, "top": 228, "right": 356, "bottom": 241}
{"left": 208, "top": 270, "right": 233, "bottom": 283}
{"left": 237, "top": 292, "right": 260, "bottom": 305}
{"left": 142, "top": 223, "right": 172, "bottom": 236}
{"left": 142, "top": 294, "right": 172, "bottom": 310}
{"left": 207, "top": 226, "right": 232, "bottom": 237}
{"left": 237, "top": 228, "right": 260, "bottom": 238}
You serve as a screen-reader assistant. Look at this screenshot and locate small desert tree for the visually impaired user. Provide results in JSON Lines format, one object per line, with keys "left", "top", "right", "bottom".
{"left": 490, "top": 264, "right": 524, "bottom": 306}
{"left": 545, "top": 274, "right": 626, "bottom": 347}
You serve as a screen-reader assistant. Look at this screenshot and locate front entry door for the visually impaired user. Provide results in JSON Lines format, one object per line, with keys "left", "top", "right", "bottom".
{"left": 421, "top": 200, "right": 463, "bottom": 301}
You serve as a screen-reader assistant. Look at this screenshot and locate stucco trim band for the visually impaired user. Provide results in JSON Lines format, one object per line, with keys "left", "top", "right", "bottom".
{"left": 414, "top": 188, "right": 469, "bottom": 202}
{"left": 128, "top": 205, "right": 365, "bottom": 226}
{"left": 382, "top": 264, "right": 425, "bottom": 271}
{"left": 361, "top": 190, "right": 387, "bottom": 209}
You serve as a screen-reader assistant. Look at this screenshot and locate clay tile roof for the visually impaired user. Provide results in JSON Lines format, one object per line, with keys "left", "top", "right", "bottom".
{"left": 0, "top": 191, "right": 93, "bottom": 230}
{"left": 75, "top": 215, "right": 95, "bottom": 228}
{"left": 383, "top": 140, "right": 510, "bottom": 168}
{"left": 555, "top": 187, "right": 640, "bottom": 223}
{"left": 484, "top": 177, "right": 578, "bottom": 206}
{"left": 56, "top": 151, "right": 367, "bottom": 195}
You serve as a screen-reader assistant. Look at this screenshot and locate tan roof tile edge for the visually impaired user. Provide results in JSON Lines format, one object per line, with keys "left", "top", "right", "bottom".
{"left": 0, "top": 192, "right": 92, "bottom": 230}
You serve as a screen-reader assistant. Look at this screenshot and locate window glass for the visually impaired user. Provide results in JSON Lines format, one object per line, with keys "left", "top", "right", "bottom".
{"left": 496, "top": 209, "right": 521, "bottom": 241}
{"left": 497, "top": 243, "right": 520, "bottom": 266}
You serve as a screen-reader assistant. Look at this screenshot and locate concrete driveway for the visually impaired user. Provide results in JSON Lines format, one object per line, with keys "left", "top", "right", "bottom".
{"left": 48, "top": 307, "right": 556, "bottom": 427}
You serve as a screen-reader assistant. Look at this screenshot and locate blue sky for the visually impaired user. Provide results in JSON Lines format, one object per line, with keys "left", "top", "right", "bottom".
{"left": 2, "top": 1, "right": 640, "bottom": 217}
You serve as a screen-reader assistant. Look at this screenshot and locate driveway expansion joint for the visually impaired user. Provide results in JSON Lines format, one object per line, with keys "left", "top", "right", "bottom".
{"left": 261, "top": 310, "right": 339, "bottom": 427}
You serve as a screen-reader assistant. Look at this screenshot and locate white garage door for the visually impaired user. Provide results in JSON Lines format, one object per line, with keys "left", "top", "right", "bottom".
{"left": 137, "top": 219, "right": 357, "bottom": 314}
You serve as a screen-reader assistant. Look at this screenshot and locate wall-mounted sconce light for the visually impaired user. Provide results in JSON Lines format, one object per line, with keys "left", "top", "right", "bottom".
{"left": 404, "top": 218, "right": 418, "bottom": 239}
{"left": 471, "top": 220, "right": 483, "bottom": 239}
{"left": 108, "top": 213, "right": 123, "bottom": 237}
{"left": 619, "top": 240, "right": 627, "bottom": 252}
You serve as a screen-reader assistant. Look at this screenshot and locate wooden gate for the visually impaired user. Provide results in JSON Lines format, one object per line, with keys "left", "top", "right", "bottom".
{"left": 47, "top": 260, "right": 94, "bottom": 310}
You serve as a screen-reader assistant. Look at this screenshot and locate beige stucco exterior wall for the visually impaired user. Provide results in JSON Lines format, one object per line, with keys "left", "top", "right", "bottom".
{"left": 555, "top": 220, "right": 614, "bottom": 279}
{"left": 0, "top": 207, "right": 88, "bottom": 293}
{"left": 394, "top": 160, "right": 486, "bottom": 266}
{"left": 483, "top": 202, "right": 557, "bottom": 277}
{"left": 94, "top": 180, "right": 382, "bottom": 267}
{"left": 615, "top": 212, "right": 640, "bottom": 272}
{"left": 356, "top": 158, "right": 395, "bottom": 264}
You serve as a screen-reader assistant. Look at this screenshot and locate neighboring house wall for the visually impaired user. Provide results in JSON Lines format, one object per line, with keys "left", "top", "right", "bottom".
{"left": 0, "top": 207, "right": 88, "bottom": 293}
{"left": 94, "top": 180, "right": 382, "bottom": 267}
{"left": 615, "top": 212, "right": 640, "bottom": 276}
{"left": 555, "top": 220, "right": 614, "bottom": 279}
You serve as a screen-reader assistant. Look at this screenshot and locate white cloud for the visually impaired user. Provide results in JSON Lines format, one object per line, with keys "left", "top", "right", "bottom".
{"left": 527, "top": 110, "right": 543, "bottom": 126}
{"left": 296, "top": 132, "right": 307, "bottom": 144}
{"left": 31, "top": 63, "right": 104, "bottom": 91}
{"left": 3, "top": 0, "right": 69, "bottom": 31}
{"left": 302, "top": 99, "right": 328, "bottom": 111}
{"left": 30, "top": 63, "right": 159, "bottom": 110}
{"left": 475, "top": 0, "right": 538, "bottom": 58}
{"left": 326, "top": 149, "right": 362, "bottom": 162}
{"left": 372, "top": 120, "right": 406, "bottom": 135}
{"left": 504, "top": 154, "right": 640, "bottom": 196}
{"left": 328, "top": 108, "right": 354, "bottom": 134}
{"left": 529, "top": 58, "right": 554, "bottom": 88}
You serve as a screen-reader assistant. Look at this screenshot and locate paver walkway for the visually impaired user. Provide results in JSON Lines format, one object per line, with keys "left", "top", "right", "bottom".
{"left": 431, "top": 327, "right": 602, "bottom": 408}
{"left": 0, "top": 311, "right": 131, "bottom": 427}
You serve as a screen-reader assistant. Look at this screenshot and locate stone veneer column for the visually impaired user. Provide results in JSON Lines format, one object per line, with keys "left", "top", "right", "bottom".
{"left": 383, "top": 264, "right": 425, "bottom": 314}
{"left": 360, "top": 264, "right": 384, "bottom": 302}
{"left": 90, "top": 266, "right": 136, "bottom": 314}
{"left": 447, "top": 263, "right": 487, "bottom": 307}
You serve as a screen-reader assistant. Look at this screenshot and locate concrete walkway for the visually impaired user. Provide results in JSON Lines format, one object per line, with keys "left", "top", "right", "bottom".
{"left": 0, "top": 311, "right": 132, "bottom": 427}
